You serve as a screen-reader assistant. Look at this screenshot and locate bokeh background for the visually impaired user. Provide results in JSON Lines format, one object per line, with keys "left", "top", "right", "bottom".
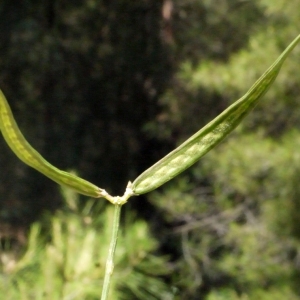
{"left": 1, "top": 1, "right": 300, "bottom": 299}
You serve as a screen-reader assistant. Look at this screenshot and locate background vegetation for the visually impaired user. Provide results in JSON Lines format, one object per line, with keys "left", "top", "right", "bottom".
{"left": 1, "top": 0, "right": 300, "bottom": 299}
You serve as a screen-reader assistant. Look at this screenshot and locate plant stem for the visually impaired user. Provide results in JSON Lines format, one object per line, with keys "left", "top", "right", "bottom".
{"left": 101, "top": 204, "right": 122, "bottom": 300}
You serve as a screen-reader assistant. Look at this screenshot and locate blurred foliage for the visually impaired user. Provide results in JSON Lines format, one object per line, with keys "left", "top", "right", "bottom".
{"left": 146, "top": 0, "right": 300, "bottom": 298}
{"left": 0, "top": 188, "right": 174, "bottom": 299}
{"left": 148, "top": 0, "right": 300, "bottom": 141}
{"left": 150, "top": 131, "right": 300, "bottom": 298}
{"left": 1, "top": 0, "right": 300, "bottom": 299}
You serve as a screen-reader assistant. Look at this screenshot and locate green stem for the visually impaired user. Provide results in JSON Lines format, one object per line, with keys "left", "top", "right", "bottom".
{"left": 101, "top": 204, "right": 122, "bottom": 300}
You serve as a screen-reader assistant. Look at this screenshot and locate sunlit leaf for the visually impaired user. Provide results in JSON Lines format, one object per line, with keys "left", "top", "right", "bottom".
{"left": 132, "top": 34, "right": 300, "bottom": 195}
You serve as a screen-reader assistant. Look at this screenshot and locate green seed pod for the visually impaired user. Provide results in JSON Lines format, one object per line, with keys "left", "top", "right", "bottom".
{"left": 0, "top": 90, "right": 104, "bottom": 198}
{"left": 132, "top": 34, "right": 300, "bottom": 195}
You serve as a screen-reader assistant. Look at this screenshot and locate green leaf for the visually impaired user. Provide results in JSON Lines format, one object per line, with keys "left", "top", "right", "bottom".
{"left": 0, "top": 90, "right": 104, "bottom": 198}
{"left": 131, "top": 34, "right": 300, "bottom": 195}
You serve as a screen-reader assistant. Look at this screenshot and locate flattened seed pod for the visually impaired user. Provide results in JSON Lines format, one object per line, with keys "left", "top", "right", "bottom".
{"left": 0, "top": 90, "right": 104, "bottom": 198}
{"left": 132, "top": 34, "right": 300, "bottom": 195}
